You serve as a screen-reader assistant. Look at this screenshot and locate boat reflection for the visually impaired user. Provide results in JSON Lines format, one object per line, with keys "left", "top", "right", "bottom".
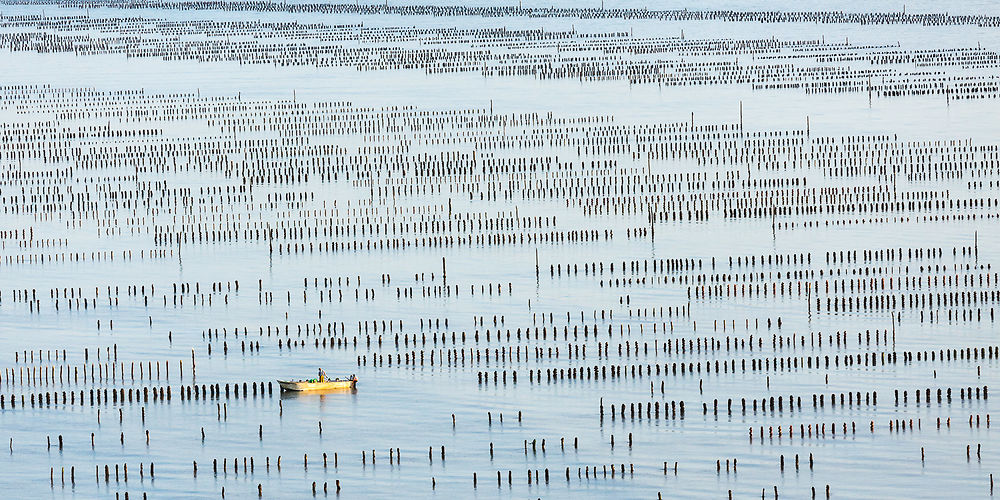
{"left": 279, "top": 387, "right": 358, "bottom": 401}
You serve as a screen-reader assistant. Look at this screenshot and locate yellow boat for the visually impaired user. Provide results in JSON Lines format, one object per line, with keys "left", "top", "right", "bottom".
{"left": 278, "top": 369, "right": 357, "bottom": 391}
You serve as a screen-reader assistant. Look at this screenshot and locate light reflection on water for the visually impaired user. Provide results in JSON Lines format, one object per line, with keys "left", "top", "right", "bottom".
{"left": 0, "top": 1, "right": 998, "bottom": 498}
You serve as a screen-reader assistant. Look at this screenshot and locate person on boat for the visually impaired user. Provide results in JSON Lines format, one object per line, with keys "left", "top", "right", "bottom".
{"left": 318, "top": 368, "right": 327, "bottom": 382}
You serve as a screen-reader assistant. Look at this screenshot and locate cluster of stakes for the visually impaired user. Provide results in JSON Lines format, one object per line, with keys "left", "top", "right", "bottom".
{"left": 0, "top": 1, "right": 998, "bottom": 498}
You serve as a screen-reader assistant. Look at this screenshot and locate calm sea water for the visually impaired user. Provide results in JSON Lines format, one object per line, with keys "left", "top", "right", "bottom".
{"left": 0, "top": 1, "right": 998, "bottom": 498}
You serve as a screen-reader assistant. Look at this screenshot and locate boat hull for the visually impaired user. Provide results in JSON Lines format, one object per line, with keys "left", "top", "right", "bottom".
{"left": 277, "top": 380, "right": 357, "bottom": 391}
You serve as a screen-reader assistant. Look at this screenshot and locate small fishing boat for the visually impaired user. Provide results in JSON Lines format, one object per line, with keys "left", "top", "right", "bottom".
{"left": 278, "top": 369, "right": 357, "bottom": 391}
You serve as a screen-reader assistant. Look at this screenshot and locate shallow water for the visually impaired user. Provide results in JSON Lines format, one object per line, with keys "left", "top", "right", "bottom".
{"left": 0, "top": 1, "right": 998, "bottom": 498}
